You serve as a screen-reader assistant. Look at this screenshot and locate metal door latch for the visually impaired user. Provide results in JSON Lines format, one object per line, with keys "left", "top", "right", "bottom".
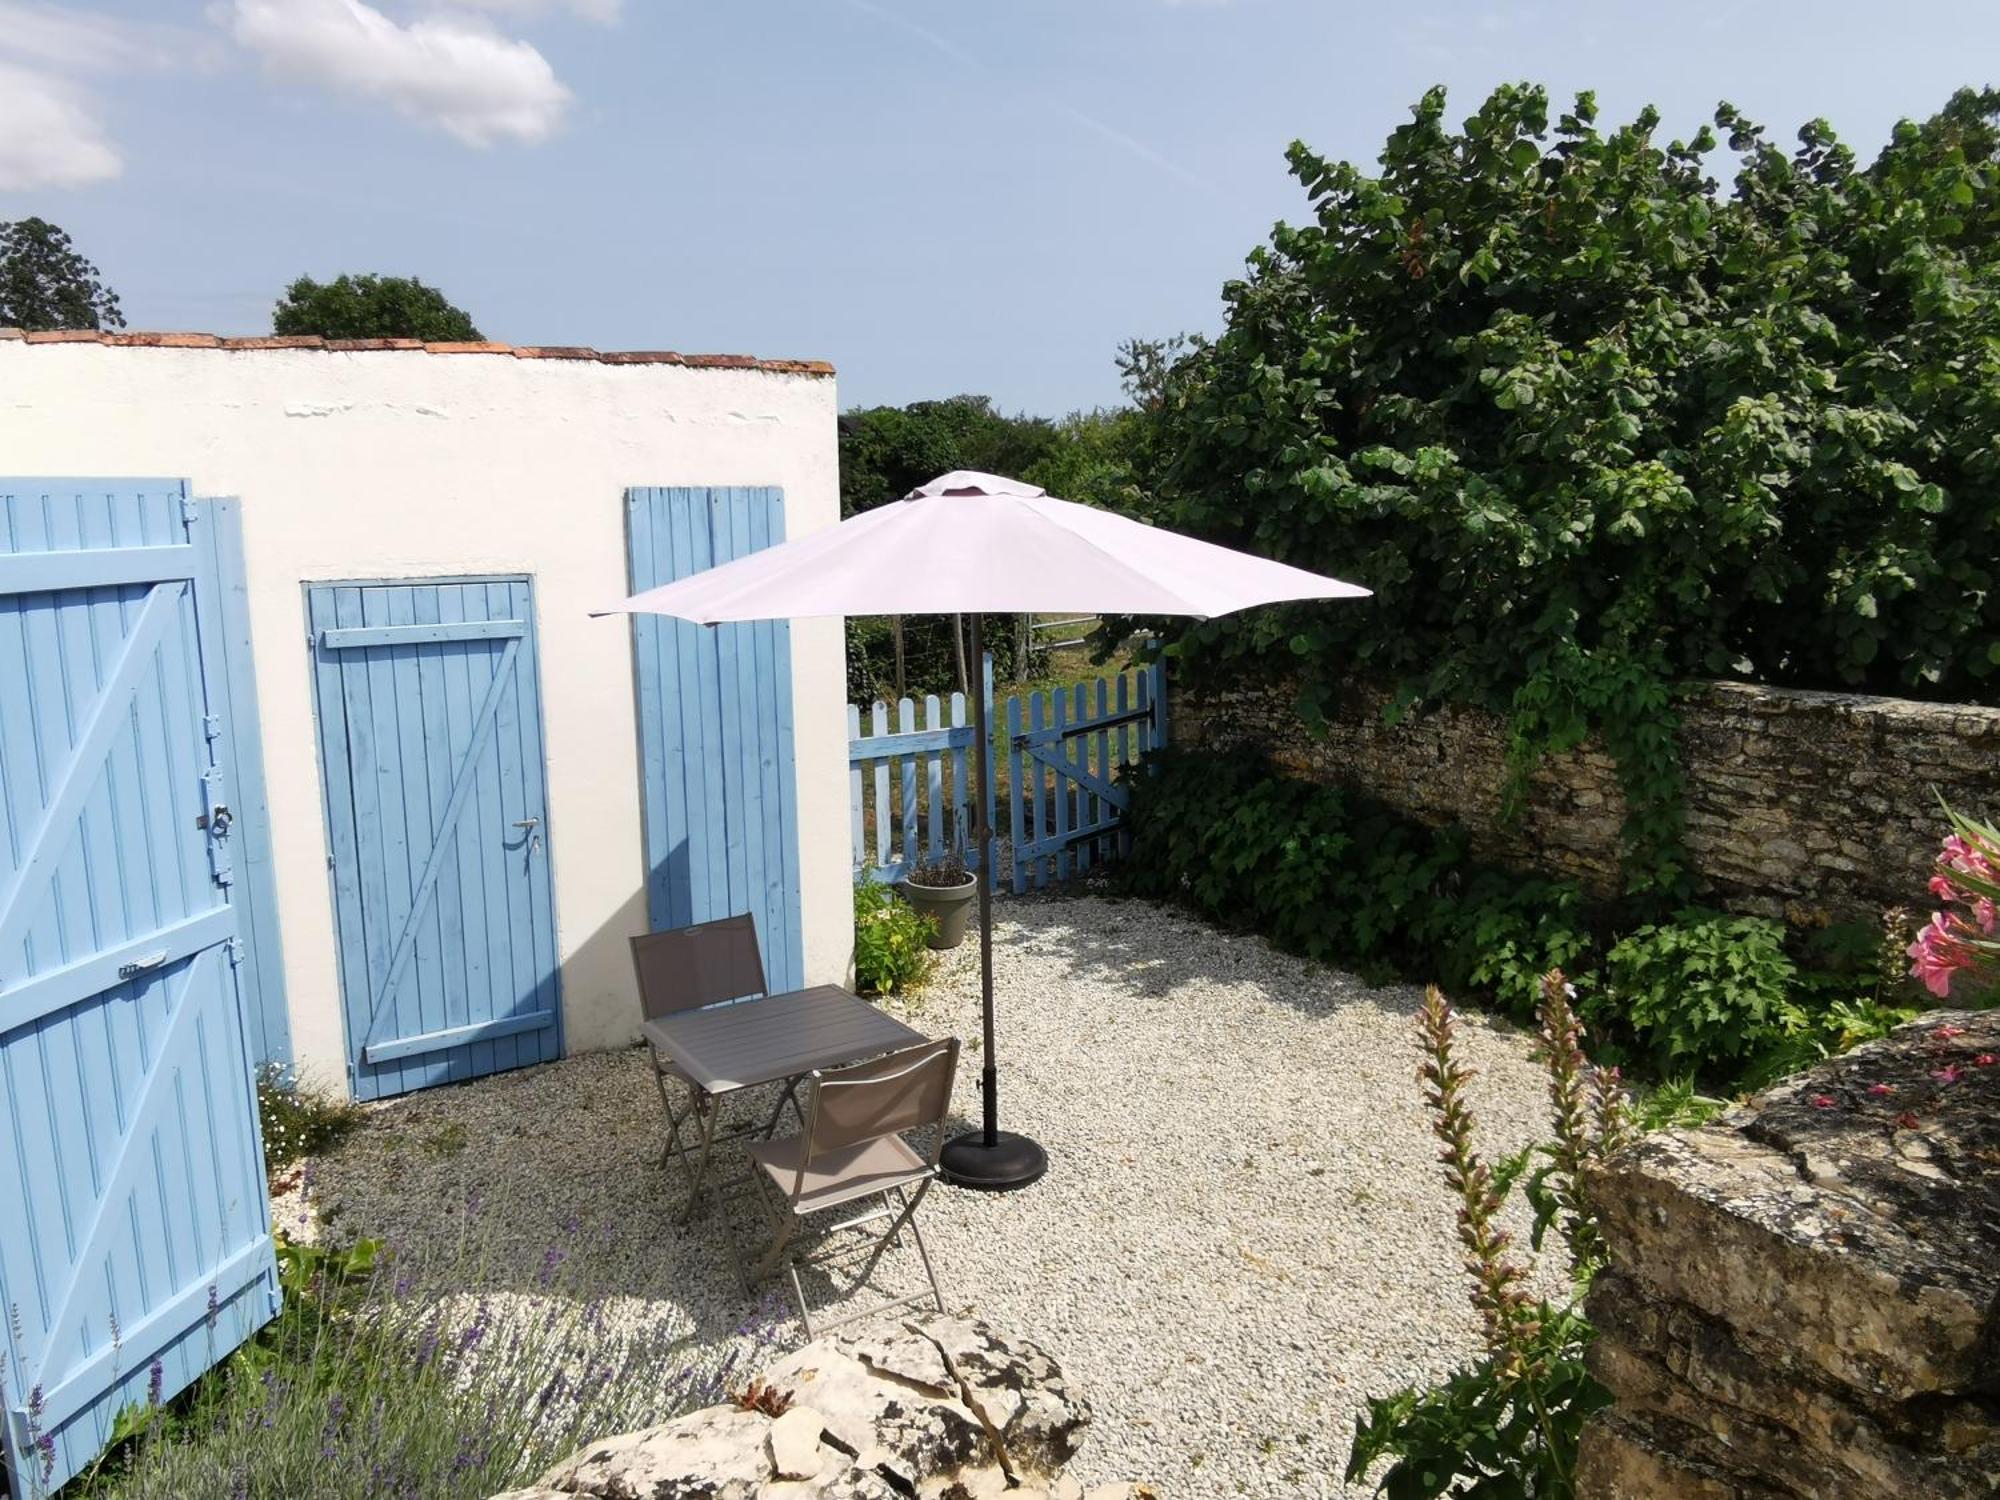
{"left": 119, "top": 951, "right": 169, "bottom": 979}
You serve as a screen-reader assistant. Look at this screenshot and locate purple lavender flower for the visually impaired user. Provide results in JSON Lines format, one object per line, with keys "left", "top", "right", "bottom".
{"left": 537, "top": 1246, "right": 567, "bottom": 1288}
{"left": 205, "top": 1284, "right": 220, "bottom": 1333}
{"left": 147, "top": 1358, "right": 164, "bottom": 1408}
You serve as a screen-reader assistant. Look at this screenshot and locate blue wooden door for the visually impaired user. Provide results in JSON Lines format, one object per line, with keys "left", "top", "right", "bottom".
{"left": 626, "top": 488, "right": 803, "bottom": 990}
{"left": 0, "top": 479, "right": 282, "bottom": 1496}
{"left": 307, "top": 577, "right": 561, "bottom": 1102}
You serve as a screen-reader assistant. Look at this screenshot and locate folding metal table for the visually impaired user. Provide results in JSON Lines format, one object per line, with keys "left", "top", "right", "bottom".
{"left": 640, "top": 985, "right": 929, "bottom": 1266}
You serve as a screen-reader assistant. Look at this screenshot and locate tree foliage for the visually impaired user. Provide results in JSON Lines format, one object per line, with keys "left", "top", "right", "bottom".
{"left": 1140, "top": 84, "right": 2000, "bottom": 889}
{"left": 0, "top": 217, "right": 124, "bottom": 331}
{"left": 273, "top": 273, "right": 482, "bottom": 341}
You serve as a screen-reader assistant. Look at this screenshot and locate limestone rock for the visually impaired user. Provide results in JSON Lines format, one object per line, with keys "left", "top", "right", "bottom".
{"left": 1579, "top": 1011, "right": 2000, "bottom": 1500}
{"left": 511, "top": 1316, "right": 1124, "bottom": 1500}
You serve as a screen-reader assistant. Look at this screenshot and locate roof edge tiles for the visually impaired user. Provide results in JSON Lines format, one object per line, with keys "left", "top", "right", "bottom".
{"left": 0, "top": 327, "right": 834, "bottom": 376}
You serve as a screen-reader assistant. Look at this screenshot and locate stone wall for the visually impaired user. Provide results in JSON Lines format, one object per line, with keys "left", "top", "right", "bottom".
{"left": 1172, "top": 675, "right": 2000, "bottom": 921}
{"left": 1576, "top": 1010, "right": 2000, "bottom": 1499}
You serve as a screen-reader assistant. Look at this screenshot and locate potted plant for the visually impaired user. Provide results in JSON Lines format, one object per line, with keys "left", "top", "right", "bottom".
{"left": 899, "top": 851, "right": 978, "bottom": 950}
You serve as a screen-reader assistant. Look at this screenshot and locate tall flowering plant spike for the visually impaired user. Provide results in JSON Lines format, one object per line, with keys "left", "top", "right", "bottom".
{"left": 1417, "top": 985, "right": 1540, "bottom": 1376}
{"left": 1909, "top": 805, "right": 1999, "bottom": 1000}
{"left": 1535, "top": 968, "right": 1604, "bottom": 1274}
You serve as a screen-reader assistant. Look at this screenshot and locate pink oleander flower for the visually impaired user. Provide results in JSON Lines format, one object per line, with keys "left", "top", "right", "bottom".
{"left": 1977, "top": 1054, "right": 1997, "bottom": 1068}
{"left": 1936, "top": 1022, "right": 1967, "bottom": 1040}
{"left": 1866, "top": 1082, "right": 1895, "bottom": 1097}
{"left": 1932, "top": 1064, "right": 1963, "bottom": 1084}
{"left": 1810, "top": 1094, "right": 1837, "bottom": 1109}
{"left": 1909, "top": 913, "right": 1978, "bottom": 999}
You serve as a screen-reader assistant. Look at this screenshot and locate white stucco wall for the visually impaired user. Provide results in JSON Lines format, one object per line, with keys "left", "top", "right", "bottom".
{"left": 0, "top": 336, "right": 848, "bottom": 1096}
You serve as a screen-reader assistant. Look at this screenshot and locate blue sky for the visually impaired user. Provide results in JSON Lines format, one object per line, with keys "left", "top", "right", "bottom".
{"left": 2, "top": 1, "right": 1995, "bottom": 412}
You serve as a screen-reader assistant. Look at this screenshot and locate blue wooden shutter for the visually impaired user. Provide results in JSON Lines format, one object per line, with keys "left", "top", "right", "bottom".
{"left": 626, "top": 488, "right": 803, "bottom": 990}
{"left": 0, "top": 479, "right": 281, "bottom": 1495}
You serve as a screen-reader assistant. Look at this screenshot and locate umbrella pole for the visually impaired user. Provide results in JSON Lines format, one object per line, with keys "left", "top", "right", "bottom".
{"left": 938, "top": 611, "right": 1048, "bottom": 1192}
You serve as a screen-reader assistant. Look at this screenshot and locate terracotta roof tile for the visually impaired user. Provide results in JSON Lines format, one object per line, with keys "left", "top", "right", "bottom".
{"left": 0, "top": 327, "right": 834, "bottom": 376}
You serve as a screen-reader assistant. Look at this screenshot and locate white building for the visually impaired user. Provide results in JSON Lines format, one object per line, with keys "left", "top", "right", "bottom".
{"left": 0, "top": 328, "right": 848, "bottom": 1100}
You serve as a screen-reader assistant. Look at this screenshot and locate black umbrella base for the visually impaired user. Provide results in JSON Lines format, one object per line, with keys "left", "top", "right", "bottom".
{"left": 940, "top": 1128, "right": 1048, "bottom": 1191}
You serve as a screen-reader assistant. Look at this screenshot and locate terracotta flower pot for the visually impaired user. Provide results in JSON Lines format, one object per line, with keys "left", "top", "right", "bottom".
{"left": 899, "top": 872, "right": 978, "bottom": 950}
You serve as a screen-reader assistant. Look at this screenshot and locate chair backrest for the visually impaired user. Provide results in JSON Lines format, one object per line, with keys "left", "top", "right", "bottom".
{"left": 630, "top": 914, "right": 767, "bottom": 1021}
{"left": 800, "top": 1038, "right": 960, "bottom": 1175}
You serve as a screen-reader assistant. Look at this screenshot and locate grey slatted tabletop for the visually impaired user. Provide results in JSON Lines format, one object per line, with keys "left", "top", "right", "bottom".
{"left": 641, "top": 985, "right": 927, "bottom": 1094}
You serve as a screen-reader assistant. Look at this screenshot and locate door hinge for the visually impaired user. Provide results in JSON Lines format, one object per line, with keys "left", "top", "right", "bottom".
{"left": 227, "top": 938, "right": 246, "bottom": 967}
{"left": 180, "top": 495, "right": 202, "bottom": 526}
{"left": 203, "top": 712, "right": 223, "bottom": 742}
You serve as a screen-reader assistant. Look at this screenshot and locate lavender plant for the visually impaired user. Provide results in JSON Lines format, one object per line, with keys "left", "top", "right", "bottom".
{"left": 70, "top": 1210, "right": 785, "bottom": 1500}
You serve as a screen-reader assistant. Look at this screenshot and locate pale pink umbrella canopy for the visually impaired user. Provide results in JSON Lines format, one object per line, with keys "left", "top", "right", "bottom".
{"left": 598, "top": 470, "right": 1369, "bottom": 623}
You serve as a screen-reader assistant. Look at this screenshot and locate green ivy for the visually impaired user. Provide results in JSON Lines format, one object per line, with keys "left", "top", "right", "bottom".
{"left": 1137, "top": 84, "right": 2000, "bottom": 897}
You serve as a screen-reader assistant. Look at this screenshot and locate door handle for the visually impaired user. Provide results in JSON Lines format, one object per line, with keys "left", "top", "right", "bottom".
{"left": 513, "top": 818, "right": 540, "bottom": 831}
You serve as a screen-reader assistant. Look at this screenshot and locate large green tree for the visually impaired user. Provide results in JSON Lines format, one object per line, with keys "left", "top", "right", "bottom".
{"left": 273, "top": 273, "right": 482, "bottom": 341}
{"left": 0, "top": 217, "right": 124, "bottom": 331}
{"left": 1140, "top": 84, "right": 2000, "bottom": 889}
{"left": 1149, "top": 85, "right": 2000, "bottom": 707}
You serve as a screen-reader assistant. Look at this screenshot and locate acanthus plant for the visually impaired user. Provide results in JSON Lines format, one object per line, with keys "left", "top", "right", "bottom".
{"left": 1908, "top": 808, "right": 2000, "bottom": 1002}
{"left": 1347, "top": 970, "right": 1633, "bottom": 1498}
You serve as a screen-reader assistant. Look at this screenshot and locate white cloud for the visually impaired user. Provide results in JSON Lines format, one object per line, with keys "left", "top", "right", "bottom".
{"left": 0, "top": 61, "right": 121, "bottom": 190}
{"left": 225, "top": 0, "right": 572, "bottom": 146}
{"left": 439, "top": 0, "right": 622, "bottom": 21}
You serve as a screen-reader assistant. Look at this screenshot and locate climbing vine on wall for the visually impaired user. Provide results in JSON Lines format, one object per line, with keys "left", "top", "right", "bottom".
{"left": 1137, "top": 83, "right": 2000, "bottom": 896}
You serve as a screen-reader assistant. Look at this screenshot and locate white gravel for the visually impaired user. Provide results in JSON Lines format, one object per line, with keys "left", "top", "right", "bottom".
{"left": 307, "top": 895, "right": 1564, "bottom": 1498}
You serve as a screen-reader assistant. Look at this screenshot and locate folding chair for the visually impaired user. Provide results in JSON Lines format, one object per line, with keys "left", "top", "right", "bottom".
{"left": 631, "top": 915, "right": 801, "bottom": 1209}
{"left": 743, "top": 1037, "right": 960, "bottom": 1340}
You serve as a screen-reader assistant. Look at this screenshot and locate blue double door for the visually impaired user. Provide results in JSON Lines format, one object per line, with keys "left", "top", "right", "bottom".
{"left": 307, "top": 577, "right": 561, "bottom": 1102}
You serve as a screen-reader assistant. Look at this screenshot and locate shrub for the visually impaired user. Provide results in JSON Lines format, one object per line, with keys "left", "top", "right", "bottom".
{"left": 1137, "top": 84, "right": 2000, "bottom": 893}
{"left": 72, "top": 1208, "right": 782, "bottom": 1499}
{"left": 1124, "top": 747, "right": 1591, "bottom": 1013}
{"left": 1125, "top": 748, "right": 1896, "bottom": 1084}
{"left": 1597, "top": 910, "right": 1801, "bottom": 1070}
{"left": 853, "top": 878, "right": 935, "bottom": 994}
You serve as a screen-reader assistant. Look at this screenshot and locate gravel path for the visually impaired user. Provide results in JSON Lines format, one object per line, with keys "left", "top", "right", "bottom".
{"left": 308, "top": 896, "right": 1563, "bottom": 1498}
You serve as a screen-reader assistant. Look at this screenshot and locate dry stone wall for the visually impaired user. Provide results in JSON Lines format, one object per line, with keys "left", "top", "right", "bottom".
{"left": 1576, "top": 1010, "right": 2000, "bottom": 1499}
{"left": 1172, "top": 675, "right": 2000, "bottom": 921}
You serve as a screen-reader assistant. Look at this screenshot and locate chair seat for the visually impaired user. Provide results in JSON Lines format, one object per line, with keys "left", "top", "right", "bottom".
{"left": 747, "top": 1132, "right": 931, "bottom": 1213}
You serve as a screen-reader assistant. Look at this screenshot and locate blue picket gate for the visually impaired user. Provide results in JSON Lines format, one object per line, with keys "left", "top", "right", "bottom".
{"left": 0, "top": 479, "right": 284, "bottom": 1495}
{"left": 625, "top": 488, "right": 803, "bottom": 991}
{"left": 847, "top": 655, "right": 998, "bottom": 884}
{"left": 1007, "top": 662, "right": 1166, "bottom": 892}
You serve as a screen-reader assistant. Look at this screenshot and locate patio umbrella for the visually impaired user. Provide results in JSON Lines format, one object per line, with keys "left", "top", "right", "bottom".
{"left": 599, "top": 470, "right": 1368, "bottom": 1190}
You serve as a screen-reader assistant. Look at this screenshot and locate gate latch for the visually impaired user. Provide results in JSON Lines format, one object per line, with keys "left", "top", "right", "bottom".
{"left": 209, "top": 805, "right": 233, "bottom": 837}
{"left": 119, "top": 951, "right": 169, "bottom": 979}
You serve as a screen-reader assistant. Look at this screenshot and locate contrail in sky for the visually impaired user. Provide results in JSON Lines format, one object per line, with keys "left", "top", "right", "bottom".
{"left": 842, "top": 0, "right": 1214, "bottom": 194}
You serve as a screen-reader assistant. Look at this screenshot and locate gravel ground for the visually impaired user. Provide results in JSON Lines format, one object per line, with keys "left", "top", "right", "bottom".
{"left": 307, "top": 895, "right": 1564, "bottom": 1498}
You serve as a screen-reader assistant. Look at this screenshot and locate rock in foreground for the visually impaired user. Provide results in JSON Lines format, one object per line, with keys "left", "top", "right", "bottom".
{"left": 1578, "top": 1010, "right": 2000, "bottom": 1499}
{"left": 493, "top": 1316, "right": 1152, "bottom": 1499}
